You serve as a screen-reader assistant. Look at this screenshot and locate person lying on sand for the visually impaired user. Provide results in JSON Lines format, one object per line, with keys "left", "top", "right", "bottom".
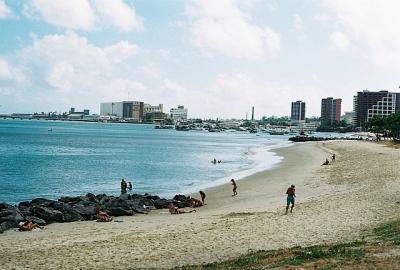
{"left": 18, "top": 221, "right": 41, "bottom": 231}
{"left": 189, "top": 197, "right": 204, "bottom": 208}
{"left": 168, "top": 203, "right": 196, "bottom": 214}
{"left": 96, "top": 206, "right": 113, "bottom": 222}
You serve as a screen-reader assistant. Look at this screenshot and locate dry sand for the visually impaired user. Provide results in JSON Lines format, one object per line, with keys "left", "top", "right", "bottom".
{"left": 0, "top": 140, "right": 399, "bottom": 269}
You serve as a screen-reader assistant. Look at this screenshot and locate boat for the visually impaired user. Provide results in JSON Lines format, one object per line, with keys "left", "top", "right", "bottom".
{"left": 175, "top": 121, "right": 190, "bottom": 131}
{"left": 155, "top": 125, "right": 173, "bottom": 129}
{"left": 268, "top": 131, "right": 285, "bottom": 135}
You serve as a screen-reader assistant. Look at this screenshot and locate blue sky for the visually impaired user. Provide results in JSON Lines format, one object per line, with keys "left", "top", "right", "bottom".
{"left": 0, "top": 0, "right": 399, "bottom": 118}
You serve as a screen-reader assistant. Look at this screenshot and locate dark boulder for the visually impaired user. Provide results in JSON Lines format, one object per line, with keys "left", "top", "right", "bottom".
{"left": 104, "top": 198, "right": 131, "bottom": 210}
{"left": 51, "top": 202, "right": 82, "bottom": 222}
{"left": 153, "top": 199, "right": 173, "bottom": 209}
{"left": 18, "top": 201, "right": 31, "bottom": 208}
{"left": 0, "top": 207, "right": 25, "bottom": 223}
{"left": 133, "top": 207, "right": 150, "bottom": 214}
{"left": 31, "top": 198, "right": 56, "bottom": 207}
{"left": 85, "top": 193, "right": 98, "bottom": 203}
{"left": 130, "top": 194, "right": 144, "bottom": 200}
{"left": 19, "top": 208, "right": 33, "bottom": 217}
{"left": 0, "top": 220, "right": 17, "bottom": 233}
{"left": 25, "top": 216, "right": 47, "bottom": 226}
{"left": 139, "top": 199, "right": 156, "bottom": 210}
{"left": 172, "top": 195, "right": 191, "bottom": 208}
{"left": 173, "top": 194, "right": 188, "bottom": 202}
{"left": 58, "top": 196, "right": 82, "bottom": 204}
{"left": 72, "top": 201, "right": 98, "bottom": 220}
{"left": 32, "top": 206, "right": 63, "bottom": 223}
{"left": 143, "top": 195, "right": 160, "bottom": 201}
{"left": 119, "top": 193, "right": 131, "bottom": 200}
{"left": 99, "top": 195, "right": 114, "bottom": 206}
{"left": 0, "top": 203, "right": 15, "bottom": 210}
{"left": 106, "top": 207, "right": 133, "bottom": 216}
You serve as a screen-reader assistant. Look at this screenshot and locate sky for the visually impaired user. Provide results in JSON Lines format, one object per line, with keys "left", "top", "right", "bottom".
{"left": 0, "top": 0, "right": 399, "bottom": 119}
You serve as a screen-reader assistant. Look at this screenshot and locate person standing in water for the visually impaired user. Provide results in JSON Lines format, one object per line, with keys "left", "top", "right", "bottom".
{"left": 286, "top": 185, "right": 296, "bottom": 214}
{"left": 128, "top": 181, "right": 133, "bottom": 191}
{"left": 231, "top": 179, "right": 237, "bottom": 196}
{"left": 121, "top": 178, "right": 127, "bottom": 194}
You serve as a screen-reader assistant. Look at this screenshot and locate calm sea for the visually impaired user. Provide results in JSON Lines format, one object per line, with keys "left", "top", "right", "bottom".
{"left": 0, "top": 119, "right": 292, "bottom": 204}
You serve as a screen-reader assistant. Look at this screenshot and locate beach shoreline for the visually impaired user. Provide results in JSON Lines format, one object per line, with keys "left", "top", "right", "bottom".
{"left": 1, "top": 140, "right": 399, "bottom": 269}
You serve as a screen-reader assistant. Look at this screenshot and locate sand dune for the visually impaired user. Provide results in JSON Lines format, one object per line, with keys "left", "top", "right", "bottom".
{"left": 0, "top": 141, "right": 399, "bottom": 269}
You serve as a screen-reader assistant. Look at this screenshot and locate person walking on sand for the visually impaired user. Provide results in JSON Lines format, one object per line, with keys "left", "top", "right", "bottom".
{"left": 286, "top": 185, "right": 296, "bottom": 214}
{"left": 199, "top": 190, "right": 206, "bottom": 204}
{"left": 231, "top": 179, "right": 237, "bottom": 196}
{"left": 332, "top": 153, "right": 336, "bottom": 162}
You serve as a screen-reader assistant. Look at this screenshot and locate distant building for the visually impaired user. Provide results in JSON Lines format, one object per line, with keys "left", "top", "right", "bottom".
{"left": 144, "top": 104, "right": 163, "bottom": 114}
{"left": 67, "top": 107, "right": 90, "bottom": 120}
{"left": 144, "top": 112, "right": 167, "bottom": 123}
{"left": 291, "top": 101, "right": 306, "bottom": 124}
{"left": 100, "top": 101, "right": 144, "bottom": 122}
{"left": 321, "top": 97, "right": 342, "bottom": 125}
{"left": 353, "top": 90, "right": 400, "bottom": 127}
{"left": 170, "top": 105, "right": 188, "bottom": 122}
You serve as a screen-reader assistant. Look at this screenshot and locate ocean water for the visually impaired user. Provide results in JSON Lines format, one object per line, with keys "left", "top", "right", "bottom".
{"left": 0, "top": 119, "right": 292, "bottom": 204}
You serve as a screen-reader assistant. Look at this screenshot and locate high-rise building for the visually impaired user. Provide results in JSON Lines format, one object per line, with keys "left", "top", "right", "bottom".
{"left": 291, "top": 101, "right": 306, "bottom": 124}
{"left": 100, "top": 101, "right": 144, "bottom": 122}
{"left": 170, "top": 105, "right": 188, "bottom": 122}
{"left": 353, "top": 90, "right": 400, "bottom": 127}
{"left": 321, "top": 97, "right": 342, "bottom": 125}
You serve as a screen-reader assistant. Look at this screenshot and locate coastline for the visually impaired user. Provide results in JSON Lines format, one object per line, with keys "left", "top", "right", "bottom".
{"left": 1, "top": 140, "right": 399, "bottom": 269}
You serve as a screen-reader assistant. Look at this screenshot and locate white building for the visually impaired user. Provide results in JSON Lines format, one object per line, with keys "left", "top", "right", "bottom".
{"left": 170, "top": 105, "right": 188, "bottom": 122}
{"left": 367, "top": 92, "right": 399, "bottom": 121}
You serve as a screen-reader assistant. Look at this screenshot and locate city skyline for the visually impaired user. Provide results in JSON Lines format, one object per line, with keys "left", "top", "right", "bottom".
{"left": 1, "top": 1, "right": 400, "bottom": 118}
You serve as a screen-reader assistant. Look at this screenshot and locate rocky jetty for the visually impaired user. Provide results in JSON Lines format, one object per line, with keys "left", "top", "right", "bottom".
{"left": 289, "top": 136, "right": 364, "bottom": 142}
{"left": 0, "top": 193, "right": 192, "bottom": 233}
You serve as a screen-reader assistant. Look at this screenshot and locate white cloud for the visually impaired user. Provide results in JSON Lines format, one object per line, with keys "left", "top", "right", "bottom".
{"left": 0, "top": 59, "right": 27, "bottom": 84}
{"left": 104, "top": 41, "right": 141, "bottom": 64}
{"left": 14, "top": 31, "right": 144, "bottom": 110}
{"left": 0, "top": 0, "right": 12, "bottom": 19}
{"left": 330, "top": 31, "right": 350, "bottom": 51}
{"left": 321, "top": 0, "right": 400, "bottom": 69}
{"left": 25, "top": 0, "right": 143, "bottom": 31}
{"left": 94, "top": 0, "right": 143, "bottom": 32}
{"left": 0, "top": 59, "right": 13, "bottom": 80}
{"left": 185, "top": 0, "right": 280, "bottom": 59}
{"left": 27, "top": 0, "right": 96, "bottom": 30}
{"left": 138, "top": 64, "right": 161, "bottom": 79}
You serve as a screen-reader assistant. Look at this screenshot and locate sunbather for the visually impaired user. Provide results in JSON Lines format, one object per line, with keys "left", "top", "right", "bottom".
{"left": 168, "top": 203, "right": 196, "bottom": 214}
{"left": 189, "top": 197, "right": 204, "bottom": 208}
{"left": 96, "top": 206, "right": 113, "bottom": 222}
{"left": 18, "top": 221, "right": 40, "bottom": 231}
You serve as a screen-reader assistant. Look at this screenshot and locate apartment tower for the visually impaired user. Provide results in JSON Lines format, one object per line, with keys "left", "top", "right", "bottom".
{"left": 321, "top": 97, "right": 342, "bottom": 125}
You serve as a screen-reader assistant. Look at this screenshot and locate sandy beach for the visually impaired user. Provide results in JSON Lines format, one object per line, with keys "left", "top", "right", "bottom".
{"left": 0, "top": 140, "right": 399, "bottom": 269}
